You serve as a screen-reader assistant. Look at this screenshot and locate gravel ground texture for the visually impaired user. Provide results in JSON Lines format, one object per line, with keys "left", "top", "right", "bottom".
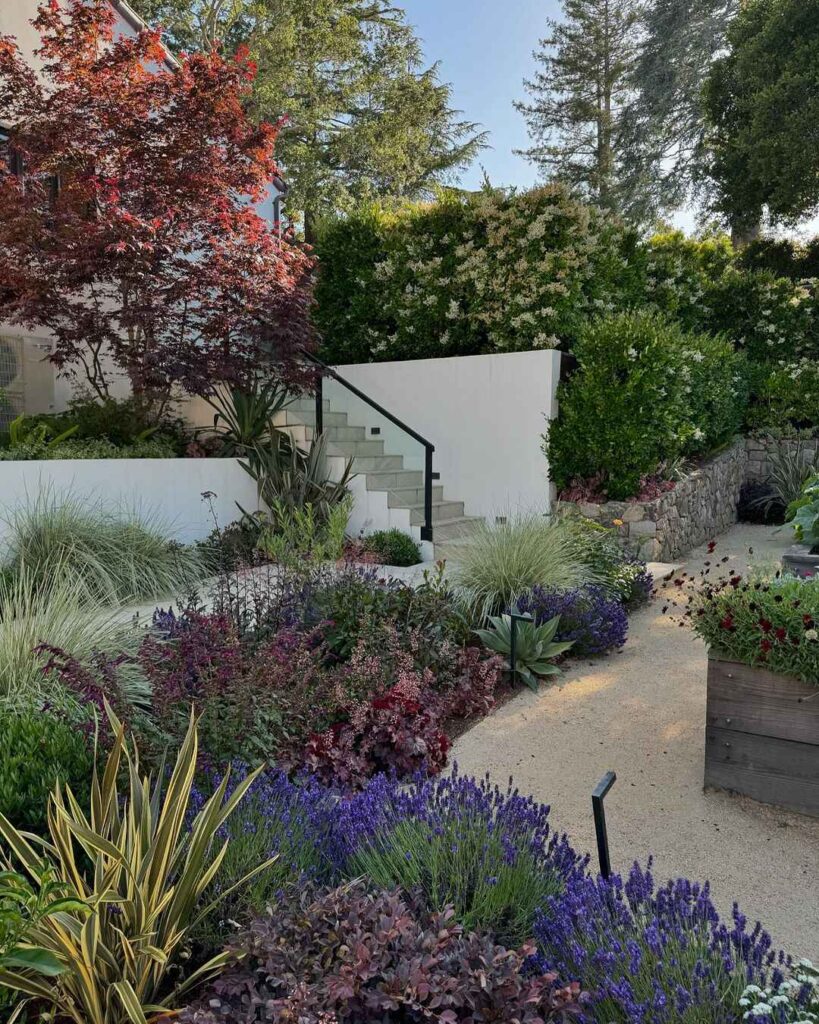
{"left": 451, "top": 523, "right": 819, "bottom": 960}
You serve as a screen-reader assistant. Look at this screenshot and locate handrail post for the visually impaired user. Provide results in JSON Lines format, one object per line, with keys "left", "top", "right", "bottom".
{"left": 421, "top": 445, "right": 434, "bottom": 542}
{"left": 314, "top": 371, "right": 324, "bottom": 438}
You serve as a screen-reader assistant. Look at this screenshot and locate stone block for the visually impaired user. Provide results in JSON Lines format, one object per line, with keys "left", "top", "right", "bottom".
{"left": 622, "top": 505, "right": 645, "bottom": 523}
{"left": 629, "top": 519, "right": 657, "bottom": 537}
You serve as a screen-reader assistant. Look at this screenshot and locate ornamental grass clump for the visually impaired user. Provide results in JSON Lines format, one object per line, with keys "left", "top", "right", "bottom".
{"left": 333, "top": 767, "right": 587, "bottom": 947}
{"left": 535, "top": 859, "right": 784, "bottom": 1024}
{"left": 450, "top": 514, "right": 603, "bottom": 622}
{"left": 2, "top": 490, "right": 204, "bottom": 604}
{"left": 517, "top": 584, "right": 629, "bottom": 656}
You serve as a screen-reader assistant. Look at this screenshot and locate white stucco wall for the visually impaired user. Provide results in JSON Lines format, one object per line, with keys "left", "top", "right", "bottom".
{"left": 0, "top": 457, "right": 260, "bottom": 549}
{"left": 332, "top": 349, "right": 562, "bottom": 520}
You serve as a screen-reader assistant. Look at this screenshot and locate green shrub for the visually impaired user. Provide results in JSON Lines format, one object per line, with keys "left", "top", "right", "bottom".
{"left": 0, "top": 711, "right": 92, "bottom": 834}
{"left": 0, "top": 437, "right": 180, "bottom": 460}
{"left": 449, "top": 514, "right": 603, "bottom": 622}
{"left": 2, "top": 491, "right": 204, "bottom": 603}
{"left": 745, "top": 359, "right": 819, "bottom": 431}
{"left": 546, "top": 312, "right": 745, "bottom": 500}
{"left": 364, "top": 528, "right": 421, "bottom": 566}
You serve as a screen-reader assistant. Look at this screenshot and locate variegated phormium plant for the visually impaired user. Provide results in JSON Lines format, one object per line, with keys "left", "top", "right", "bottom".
{"left": 0, "top": 706, "right": 271, "bottom": 1024}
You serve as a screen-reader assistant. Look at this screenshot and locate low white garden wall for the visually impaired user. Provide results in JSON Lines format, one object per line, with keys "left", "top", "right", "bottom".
{"left": 333, "top": 349, "right": 561, "bottom": 519}
{"left": 0, "top": 457, "right": 260, "bottom": 548}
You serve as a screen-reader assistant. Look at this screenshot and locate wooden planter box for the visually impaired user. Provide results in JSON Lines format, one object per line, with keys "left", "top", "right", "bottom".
{"left": 705, "top": 654, "right": 819, "bottom": 817}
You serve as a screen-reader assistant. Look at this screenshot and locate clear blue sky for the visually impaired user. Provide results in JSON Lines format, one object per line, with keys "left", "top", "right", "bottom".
{"left": 402, "top": 0, "right": 559, "bottom": 192}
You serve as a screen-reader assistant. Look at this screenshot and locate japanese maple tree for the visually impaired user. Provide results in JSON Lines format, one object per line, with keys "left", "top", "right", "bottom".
{"left": 0, "top": 0, "right": 315, "bottom": 416}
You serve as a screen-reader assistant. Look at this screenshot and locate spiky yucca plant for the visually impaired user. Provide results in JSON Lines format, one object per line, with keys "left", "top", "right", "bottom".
{"left": 0, "top": 708, "right": 270, "bottom": 1024}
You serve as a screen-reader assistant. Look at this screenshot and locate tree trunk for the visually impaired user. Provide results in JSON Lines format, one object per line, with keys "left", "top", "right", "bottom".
{"left": 730, "top": 214, "right": 762, "bottom": 248}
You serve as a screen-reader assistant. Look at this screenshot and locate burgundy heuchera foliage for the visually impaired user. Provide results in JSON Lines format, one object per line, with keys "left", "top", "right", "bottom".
{"left": 0, "top": 0, "right": 315, "bottom": 411}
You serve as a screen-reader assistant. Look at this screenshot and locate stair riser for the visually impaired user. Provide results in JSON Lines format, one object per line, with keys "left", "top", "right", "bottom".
{"left": 329, "top": 440, "right": 386, "bottom": 457}
{"left": 288, "top": 396, "right": 329, "bottom": 412}
{"left": 288, "top": 424, "right": 366, "bottom": 443}
{"left": 365, "top": 470, "right": 423, "bottom": 490}
{"left": 274, "top": 409, "right": 349, "bottom": 428}
{"left": 430, "top": 519, "right": 485, "bottom": 542}
{"left": 350, "top": 456, "right": 404, "bottom": 473}
{"left": 387, "top": 486, "right": 444, "bottom": 507}
{"left": 410, "top": 502, "right": 465, "bottom": 525}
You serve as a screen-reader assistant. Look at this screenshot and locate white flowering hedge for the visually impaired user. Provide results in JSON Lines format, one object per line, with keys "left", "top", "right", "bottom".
{"left": 314, "top": 185, "right": 630, "bottom": 364}
{"left": 314, "top": 189, "right": 819, "bottom": 446}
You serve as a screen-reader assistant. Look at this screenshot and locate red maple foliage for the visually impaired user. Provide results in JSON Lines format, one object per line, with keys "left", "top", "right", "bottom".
{"left": 0, "top": 0, "right": 315, "bottom": 415}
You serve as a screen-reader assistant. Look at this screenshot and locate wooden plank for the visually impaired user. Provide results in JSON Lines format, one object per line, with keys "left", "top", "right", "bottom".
{"left": 706, "top": 658, "right": 819, "bottom": 746}
{"left": 705, "top": 725, "right": 819, "bottom": 817}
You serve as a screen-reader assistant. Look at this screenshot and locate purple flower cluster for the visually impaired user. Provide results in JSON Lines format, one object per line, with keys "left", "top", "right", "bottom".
{"left": 516, "top": 584, "right": 629, "bottom": 656}
{"left": 329, "top": 767, "right": 588, "bottom": 945}
{"left": 534, "top": 859, "right": 786, "bottom": 1023}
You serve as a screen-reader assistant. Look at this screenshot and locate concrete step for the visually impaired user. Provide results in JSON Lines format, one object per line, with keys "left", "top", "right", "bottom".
{"left": 387, "top": 485, "right": 445, "bottom": 507}
{"left": 349, "top": 455, "right": 404, "bottom": 473}
{"left": 328, "top": 439, "right": 385, "bottom": 458}
{"left": 287, "top": 423, "right": 366, "bottom": 443}
{"left": 288, "top": 396, "right": 329, "bottom": 412}
{"left": 430, "top": 516, "right": 485, "bottom": 543}
{"left": 274, "top": 408, "right": 349, "bottom": 428}
{"left": 365, "top": 469, "right": 423, "bottom": 490}
{"left": 409, "top": 500, "right": 465, "bottom": 525}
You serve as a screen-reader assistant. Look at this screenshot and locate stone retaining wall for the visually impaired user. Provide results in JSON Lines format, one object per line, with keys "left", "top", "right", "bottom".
{"left": 559, "top": 440, "right": 748, "bottom": 562}
{"left": 745, "top": 435, "right": 819, "bottom": 483}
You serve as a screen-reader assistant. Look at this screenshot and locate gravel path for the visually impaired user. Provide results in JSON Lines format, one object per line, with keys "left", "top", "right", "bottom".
{"left": 452, "top": 523, "right": 819, "bottom": 959}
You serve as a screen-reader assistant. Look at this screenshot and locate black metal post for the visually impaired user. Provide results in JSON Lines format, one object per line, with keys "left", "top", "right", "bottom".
{"left": 592, "top": 771, "right": 616, "bottom": 879}
{"left": 314, "top": 372, "right": 324, "bottom": 438}
{"left": 509, "top": 610, "right": 534, "bottom": 677}
{"left": 421, "top": 445, "right": 434, "bottom": 542}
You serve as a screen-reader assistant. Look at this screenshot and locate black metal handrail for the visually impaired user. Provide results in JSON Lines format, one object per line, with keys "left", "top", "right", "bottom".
{"left": 301, "top": 351, "right": 436, "bottom": 542}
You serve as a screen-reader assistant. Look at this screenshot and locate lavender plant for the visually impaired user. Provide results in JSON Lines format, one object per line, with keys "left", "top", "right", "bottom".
{"left": 516, "top": 584, "right": 629, "bottom": 656}
{"left": 535, "top": 859, "right": 786, "bottom": 1024}
{"left": 333, "top": 767, "right": 587, "bottom": 946}
{"left": 188, "top": 766, "right": 336, "bottom": 951}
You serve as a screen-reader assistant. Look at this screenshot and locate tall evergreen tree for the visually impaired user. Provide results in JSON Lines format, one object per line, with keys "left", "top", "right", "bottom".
{"left": 131, "top": 0, "right": 486, "bottom": 236}
{"left": 620, "top": 0, "right": 738, "bottom": 223}
{"left": 703, "top": 0, "right": 819, "bottom": 243}
{"left": 514, "top": 0, "right": 641, "bottom": 214}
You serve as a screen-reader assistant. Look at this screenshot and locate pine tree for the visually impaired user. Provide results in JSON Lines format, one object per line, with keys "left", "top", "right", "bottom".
{"left": 131, "top": 0, "right": 486, "bottom": 236}
{"left": 514, "top": 0, "right": 641, "bottom": 214}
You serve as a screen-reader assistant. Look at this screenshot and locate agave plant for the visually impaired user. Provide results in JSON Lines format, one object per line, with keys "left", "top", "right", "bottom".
{"left": 475, "top": 612, "right": 573, "bottom": 691}
{"left": 0, "top": 707, "right": 270, "bottom": 1024}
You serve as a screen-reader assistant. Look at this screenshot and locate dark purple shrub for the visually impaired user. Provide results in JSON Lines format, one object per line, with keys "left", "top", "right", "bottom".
{"left": 330, "top": 767, "right": 587, "bottom": 946}
{"left": 516, "top": 585, "right": 629, "bottom": 656}
{"left": 534, "top": 859, "right": 787, "bottom": 1023}
{"left": 177, "top": 881, "right": 588, "bottom": 1024}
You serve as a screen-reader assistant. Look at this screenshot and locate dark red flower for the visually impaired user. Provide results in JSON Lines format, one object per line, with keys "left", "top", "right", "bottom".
{"left": 760, "top": 638, "right": 772, "bottom": 653}
{"left": 720, "top": 615, "right": 735, "bottom": 631}
{"left": 774, "top": 627, "right": 787, "bottom": 642}
{"left": 758, "top": 619, "right": 772, "bottom": 633}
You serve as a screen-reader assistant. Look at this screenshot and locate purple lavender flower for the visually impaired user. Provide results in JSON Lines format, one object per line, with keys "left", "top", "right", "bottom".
{"left": 516, "top": 585, "right": 629, "bottom": 656}
{"left": 534, "top": 858, "right": 781, "bottom": 1023}
{"left": 331, "top": 766, "right": 588, "bottom": 946}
